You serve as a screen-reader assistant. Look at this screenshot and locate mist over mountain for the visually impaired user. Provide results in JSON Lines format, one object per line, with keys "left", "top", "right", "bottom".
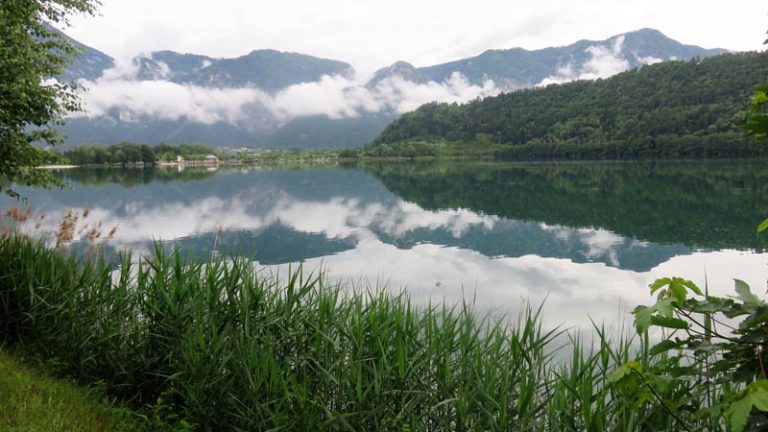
{"left": 369, "top": 29, "right": 727, "bottom": 89}
{"left": 55, "top": 28, "right": 727, "bottom": 149}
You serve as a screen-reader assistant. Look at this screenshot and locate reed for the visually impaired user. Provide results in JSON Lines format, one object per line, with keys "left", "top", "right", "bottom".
{"left": 0, "top": 234, "right": 721, "bottom": 431}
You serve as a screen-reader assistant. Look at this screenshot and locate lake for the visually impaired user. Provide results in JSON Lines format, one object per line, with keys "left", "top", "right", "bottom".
{"left": 4, "top": 160, "right": 768, "bottom": 331}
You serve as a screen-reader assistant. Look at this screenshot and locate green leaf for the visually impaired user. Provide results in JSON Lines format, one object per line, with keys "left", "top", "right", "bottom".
{"left": 649, "top": 339, "right": 682, "bottom": 356}
{"left": 670, "top": 281, "right": 688, "bottom": 305}
{"left": 655, "top": 297, "right": 676, "bottom": 317}
{"left": 678, "top": 279, "right": 702, "bottom": 296}
{"left": 609, "top": 361, "right": 642, "bottom": 383}
{"left": 608, "top": 365, "right": 632, "bottom": 383}
{"left": 728, "top": 394, "right": 752, "bottom": 432}
{"left": 757, "top": 218, "right": 768, "bottom": 233}
{"left": 633, "top": 305, "right": 652, "bottom": 334}
{"left": 649, "top": 277, "right": 672, "bottom": 294}
{"left": 650, "top": 315, "right": 689, "bottom": 330}
{"left": 749, "top": 380, "right": 768, "bottom": 411}
{"left": 727, "top": 380, "right": 768, "bottom": 432}
{"left": 734, "top": 279, "right": 764, "bottom": 308}
{"left": 752, "top": 91, "right": 768, "bottom": 105}
{"left": 633, "top": 297, "right": 677, "bottom": 335}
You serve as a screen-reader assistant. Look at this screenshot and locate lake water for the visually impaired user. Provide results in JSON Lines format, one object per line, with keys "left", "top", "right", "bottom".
{"left": 4, "top": 160, "right": 768, "bottom": 331}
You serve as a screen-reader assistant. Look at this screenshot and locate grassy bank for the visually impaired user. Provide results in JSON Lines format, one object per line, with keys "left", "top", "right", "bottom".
{"left": 0, "top": 233, "right": 747, "bottom": 431}
{"left": 0, "top": 348, "right": 139, "bottom": 431}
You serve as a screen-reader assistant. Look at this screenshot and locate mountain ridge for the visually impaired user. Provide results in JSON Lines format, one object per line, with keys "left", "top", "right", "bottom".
{"left": 54, "top": 27, "right": 731, "bottom": 148}
{"left": 368, "top": 28, "right": 728, "bottom": 89}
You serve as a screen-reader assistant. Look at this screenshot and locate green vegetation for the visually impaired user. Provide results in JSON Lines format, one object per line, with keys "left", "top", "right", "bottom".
{"left": 65, "top": 142, "right": 158, "bottom": 166}
{"left": 370, "top": 52, "right": 768, "bottom": 160}
{"left": 63, "top": 142, "right": 220, "bottom": 166}
{"left": 0, "top": 230, "right": 765, "bottom": 431}
{"left": 0, "top": 234, "right": 681, "bottom": 430}
{"left": 60, "top": 143, "right": 373, "bottom": 166}
{"left": 622, "top": 278, "right": 768, "bottom": 431}
{"left": 0, "top": 348, "right": 139, "bottom": 431}
{"left": 0, "top": 0, "right": 99, "bottom": 196}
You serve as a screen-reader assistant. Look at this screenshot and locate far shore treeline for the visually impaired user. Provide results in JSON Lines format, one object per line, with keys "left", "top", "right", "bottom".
{"left": 53, "top": 142, "right": 359, "bottom": 166}
{"left": 60, "top": 143, "right": 217, "bottom": 166}
{"left": 368, "top": 52, "right": 768, "bottom": 159}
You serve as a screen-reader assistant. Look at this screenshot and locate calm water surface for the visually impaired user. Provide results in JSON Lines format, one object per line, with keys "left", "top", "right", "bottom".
{"left": 4, "top": 160, "right": 768, "bottom": 330}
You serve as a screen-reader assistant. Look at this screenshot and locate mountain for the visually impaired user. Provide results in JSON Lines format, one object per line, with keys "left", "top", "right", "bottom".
{"left": 186, "top": 50, "right": 354, "bottom": 91}
{"left": 54, "top": 28, "right": 729, "bottom": 149}
{"left": 368, "top": 29, "right": 728, "bottom": 90}
{"left": 132, "top": 49, "right": 354, "bottom": 92}
{"left": 369, "top": 52, "right": 768, "bottom": 159}
{"left": 44, "top": 24, "right": 114, "bottom": 82}
{"left": 133, "top": 51, "right": 215, "bottom": 82}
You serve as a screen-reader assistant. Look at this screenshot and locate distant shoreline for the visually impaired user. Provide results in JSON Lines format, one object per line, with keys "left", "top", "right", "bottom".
{"left": 36, "top": 165, "right": 79, "bottom": 170}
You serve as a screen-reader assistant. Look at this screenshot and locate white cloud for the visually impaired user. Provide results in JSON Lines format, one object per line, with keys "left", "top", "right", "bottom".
{"left": 75, "top": 78, "right": 272, "bottom": 125}
{"left": 634, "top": 54, "right": 663, "bottom": 65}
{"left": 538, "top": 36, "right": 631, "bottom": 86}
{"left": 72, "top": 68, "right": 501, "bottom": 126}
{"left": 372, "top": 73, "right": 499, "bottom": 113}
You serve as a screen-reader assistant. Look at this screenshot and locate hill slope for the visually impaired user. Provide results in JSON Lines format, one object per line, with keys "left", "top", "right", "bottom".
{"left": 370, "top": 52, "right": 768, "bottom": 159}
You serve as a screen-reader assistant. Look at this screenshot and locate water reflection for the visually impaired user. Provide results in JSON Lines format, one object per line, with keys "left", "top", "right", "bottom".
{"left": 3, "top": 162, "right": 767, "bottom": 329}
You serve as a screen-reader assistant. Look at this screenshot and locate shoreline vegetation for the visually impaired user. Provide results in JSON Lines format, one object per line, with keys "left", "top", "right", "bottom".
{"left": 35, "top": 142, "right": 768, "bottom": 170}
{"left": 1, "top": 214, "right": 766, "bottom": 430}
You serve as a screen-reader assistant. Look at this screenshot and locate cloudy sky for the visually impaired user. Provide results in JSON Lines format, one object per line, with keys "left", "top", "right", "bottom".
{"left": 64, "top": 0, "right": 767, "bottom": 75}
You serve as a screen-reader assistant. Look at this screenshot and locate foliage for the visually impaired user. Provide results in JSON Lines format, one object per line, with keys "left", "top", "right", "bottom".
{"left": 744, "top": 83, "right": 768, "bottom": 141}
{"left": 617, "top": 277, "right": 768, "bottom": 431}
{"left": 0, "top": 232, "right": 737, "bottom": 431}
{"left": 371, "top": 53, "right": 768, "bottom": 160}
{"left": 0, "top": 0, "right": 99, "bottom": 197}
{"left": 65, "top": 142, "right": 157, "bottom": 166}
{"left": 744, "top": 31, "right": 768, "bottom": 142}
{"left": 62, "top": 142, "right": 227, "bottom": 166}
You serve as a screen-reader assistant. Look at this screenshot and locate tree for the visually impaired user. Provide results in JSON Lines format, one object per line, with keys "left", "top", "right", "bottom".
{"left": 0, "top": 0, "right": 99, "bottom": 197}
{"left": 743, "top": 30, "right": 768, "bottom": 141}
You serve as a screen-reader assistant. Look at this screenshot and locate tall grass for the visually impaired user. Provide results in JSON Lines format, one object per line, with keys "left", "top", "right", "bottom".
{"left": 0, "top": 234, "right": 716, "bottom": 431}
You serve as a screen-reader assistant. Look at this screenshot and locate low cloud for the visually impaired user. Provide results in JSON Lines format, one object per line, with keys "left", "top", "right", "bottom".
{"left": 75, "top": 79, "right": 272, "bottom": 125}
{"left": 633, "top": 54, "right": 663, "bottom": 65}
{"left": 538, "top": 36, "right": 630, "bottom": 86}
{"left": 71, "top": 65, "right": 501, "bottom": 128}
{"left": 537, "top": 35, "right": 666, "bottom": 87}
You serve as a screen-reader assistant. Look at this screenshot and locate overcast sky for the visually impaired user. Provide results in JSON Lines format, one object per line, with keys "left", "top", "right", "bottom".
{"left": 63, "top": 0, "right": 766, "bottom": 76}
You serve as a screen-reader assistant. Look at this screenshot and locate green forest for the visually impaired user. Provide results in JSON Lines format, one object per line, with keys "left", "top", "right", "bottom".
{"left": 62, "top": 143, "right": 218, "bottom": 166}
{"left": 369, "top": 52, "right": 768, "bottom": 159}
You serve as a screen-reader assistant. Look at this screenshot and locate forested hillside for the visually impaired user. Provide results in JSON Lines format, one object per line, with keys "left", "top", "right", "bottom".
{"left": 370, "top": 52, "right": 768, "bottom": 159}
